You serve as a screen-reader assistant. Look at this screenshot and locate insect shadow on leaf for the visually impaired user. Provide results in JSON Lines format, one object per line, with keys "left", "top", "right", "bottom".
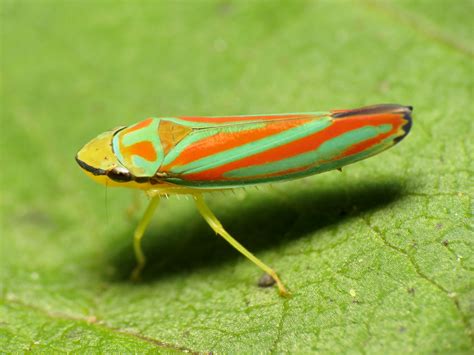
{"left": 106, "top": 179, "right": 405, "bottom": 284}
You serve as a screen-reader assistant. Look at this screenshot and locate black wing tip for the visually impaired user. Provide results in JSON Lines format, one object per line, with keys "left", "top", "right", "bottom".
{"left": 332, "top": 104, "right": 413, "bottom": 118}
{"left": 331, "top": 103, "right": 413, "bottom": 143}
{"left": 395, "top": 105, "right": 413, "bottom": 143}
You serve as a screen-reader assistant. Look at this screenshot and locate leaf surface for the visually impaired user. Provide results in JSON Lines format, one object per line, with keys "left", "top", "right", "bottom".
{"left": 1, "top": 0, "right": 473, "bottom": 352}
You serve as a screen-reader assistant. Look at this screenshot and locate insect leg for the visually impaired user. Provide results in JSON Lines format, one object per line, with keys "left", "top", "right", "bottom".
{"left": 130, "top": 195, "right": 161, "bottom": 281}
{"left": 193, "top": 193, "right": 290, "bottom": 297}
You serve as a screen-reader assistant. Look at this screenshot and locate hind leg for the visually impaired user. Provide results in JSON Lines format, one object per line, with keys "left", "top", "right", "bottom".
{"left": 193, "top": 193, "right": 290, "bottom": 297}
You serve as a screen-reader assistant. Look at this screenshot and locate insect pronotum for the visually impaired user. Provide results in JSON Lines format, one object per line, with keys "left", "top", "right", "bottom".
{"left": 76, "top": 104, "right": 413, "bottom": 296}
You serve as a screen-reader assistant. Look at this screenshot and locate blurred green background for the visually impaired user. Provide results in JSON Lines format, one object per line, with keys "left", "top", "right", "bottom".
{"left": 1, "top": 0, "right": 473, "bottom": 352}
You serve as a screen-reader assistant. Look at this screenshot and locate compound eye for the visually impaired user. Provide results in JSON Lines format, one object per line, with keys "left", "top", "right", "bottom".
{"left": 107, "top": 167, "right": 132, "bottom": 182}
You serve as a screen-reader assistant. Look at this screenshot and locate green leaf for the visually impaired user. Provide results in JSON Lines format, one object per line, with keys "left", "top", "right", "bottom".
{"left": 2, "top": 0, "right": 472, "bottom": 352}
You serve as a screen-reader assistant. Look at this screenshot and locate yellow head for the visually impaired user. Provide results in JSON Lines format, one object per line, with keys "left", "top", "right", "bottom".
{"left": 75, "top": 128, "right": 148, "bottom": 189}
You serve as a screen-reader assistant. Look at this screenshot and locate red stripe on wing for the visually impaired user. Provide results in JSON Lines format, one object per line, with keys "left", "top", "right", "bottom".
{"left": 181, "top": 114, "right": 405, "bottom": 181}
{"left": 161, "top": 119, "right": 313, "bottom": 170}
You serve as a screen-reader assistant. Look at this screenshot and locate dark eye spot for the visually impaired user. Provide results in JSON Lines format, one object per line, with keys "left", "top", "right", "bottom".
{"left": 107, "top": 167, "right": 132, "bottom": 182}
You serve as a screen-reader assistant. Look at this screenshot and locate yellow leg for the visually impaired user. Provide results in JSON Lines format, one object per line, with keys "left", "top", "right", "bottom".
{"left": 130, "top": 195, "right": 161, "bottom": 281}
{"left": 194, "top": 193, "right": 290, "bottom": 297}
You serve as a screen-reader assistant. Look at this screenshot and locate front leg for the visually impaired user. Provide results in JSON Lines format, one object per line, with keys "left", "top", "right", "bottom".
{"left": 130, "top": 195, "right": 161, "bottom": 281}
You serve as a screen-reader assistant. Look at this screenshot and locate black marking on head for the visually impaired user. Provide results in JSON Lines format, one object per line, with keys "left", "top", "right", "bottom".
{"left": 75, "top": 155, "right": 106, "bottom": 176}
{"left": 332, "top": 104, "right": 412, "bottom": 119}
{"left": 76, "top": 154, "right": 137, "bottom": 183}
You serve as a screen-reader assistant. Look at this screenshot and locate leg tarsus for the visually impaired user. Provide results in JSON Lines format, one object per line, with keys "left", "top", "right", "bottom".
{"left": 130, "top": 195, "right": 160, "bottom": 281}
{"left": 193, "top": 193, "right": 290, "bottom": 297}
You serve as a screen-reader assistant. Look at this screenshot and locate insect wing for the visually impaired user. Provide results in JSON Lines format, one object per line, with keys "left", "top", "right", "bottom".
{"left": 160, "top": 113, "right": 332, "bottom": 187}
{"left": 160, "top": 105, "right": 411, "bottom": 188}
